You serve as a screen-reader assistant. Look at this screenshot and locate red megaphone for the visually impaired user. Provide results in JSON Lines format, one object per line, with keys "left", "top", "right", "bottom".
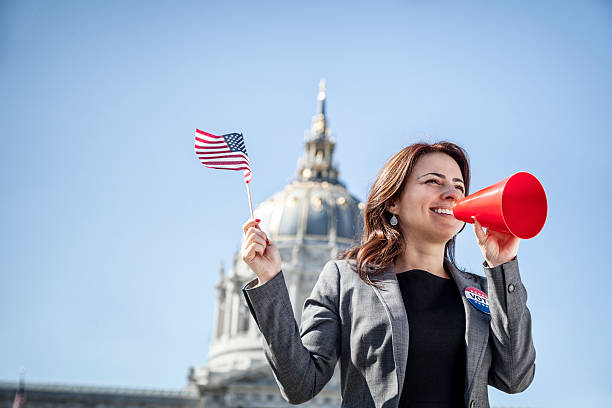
{"left": 453, "top": 172, "right": 548, "bottom": 239}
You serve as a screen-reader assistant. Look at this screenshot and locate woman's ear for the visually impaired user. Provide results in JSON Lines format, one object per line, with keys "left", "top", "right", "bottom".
{"left": 386, "top": 200, "right": 399, "bottom": 215}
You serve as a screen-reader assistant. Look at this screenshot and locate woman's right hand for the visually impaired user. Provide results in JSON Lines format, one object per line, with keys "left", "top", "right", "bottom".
{"left": 241, "top": 218, "right": 281, "bottom": 286}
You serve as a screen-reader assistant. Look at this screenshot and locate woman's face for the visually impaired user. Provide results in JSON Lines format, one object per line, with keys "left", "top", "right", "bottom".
{"left": 388, "top": 152, "right": 466, "bottom": 244}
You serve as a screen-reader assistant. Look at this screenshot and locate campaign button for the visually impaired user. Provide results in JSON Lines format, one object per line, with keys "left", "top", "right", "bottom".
{"left": 464, "top": 287, "right": 490, "bottom": 315}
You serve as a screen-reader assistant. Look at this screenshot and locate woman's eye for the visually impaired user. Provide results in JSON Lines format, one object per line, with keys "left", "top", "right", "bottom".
{"left": 426, "top": 179, "right": 464, "bottom": 193}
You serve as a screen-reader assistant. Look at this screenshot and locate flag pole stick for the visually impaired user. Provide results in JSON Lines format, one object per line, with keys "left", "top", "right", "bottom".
{"left": 246, "top": 182, "right": 254, "bottom": 220}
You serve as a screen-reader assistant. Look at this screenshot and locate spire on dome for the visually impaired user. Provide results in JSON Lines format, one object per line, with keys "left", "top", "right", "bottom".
{"left": 296, "top": 79, "right": 339, "bottom": 184}
{"left": 310, "top": 79, "right": 328, "bottom": 140}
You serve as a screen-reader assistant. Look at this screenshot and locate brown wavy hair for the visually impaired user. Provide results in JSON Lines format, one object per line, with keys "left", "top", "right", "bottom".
{"left": 338, "top": 142, "right": 470, "bottom": 288}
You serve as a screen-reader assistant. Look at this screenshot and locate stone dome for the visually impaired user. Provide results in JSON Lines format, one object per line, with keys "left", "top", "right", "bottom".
{"left": 254, "top": 179, "right": 364, "bottom": 246}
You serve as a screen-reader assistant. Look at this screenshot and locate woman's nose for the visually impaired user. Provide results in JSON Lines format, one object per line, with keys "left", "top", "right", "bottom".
{"left": 442, "top": 185, "right": 460, "bottom": 201}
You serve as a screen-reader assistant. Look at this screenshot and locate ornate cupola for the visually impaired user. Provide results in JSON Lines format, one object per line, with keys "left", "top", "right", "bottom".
{"left": 296, "top": 79, "right": 339, "bottom": 183}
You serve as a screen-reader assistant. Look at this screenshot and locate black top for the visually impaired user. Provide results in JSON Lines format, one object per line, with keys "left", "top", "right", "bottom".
{"left": 396, "top": 269, "right": 466, "bottom": 408}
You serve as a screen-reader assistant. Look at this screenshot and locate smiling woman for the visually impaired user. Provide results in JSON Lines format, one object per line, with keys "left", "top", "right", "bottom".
{"left": 341, "top": 143, "right": 471, "bottom": 283}
{"left": 240, "top": 141, "right": 535, "bottom": 408}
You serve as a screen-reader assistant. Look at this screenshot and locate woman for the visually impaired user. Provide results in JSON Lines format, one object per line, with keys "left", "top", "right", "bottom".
{"left": 240, "top": 142, "right": 535, "bottom": 408}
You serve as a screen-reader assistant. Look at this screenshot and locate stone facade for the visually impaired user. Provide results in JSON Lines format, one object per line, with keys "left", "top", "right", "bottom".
{"left": 0, "top": 381, "right": 200, "bottom": 408}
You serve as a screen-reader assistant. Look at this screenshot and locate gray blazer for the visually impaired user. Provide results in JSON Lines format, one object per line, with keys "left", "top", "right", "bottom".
{"left": 242, "top": 258, "right": 535, "bottom": 408}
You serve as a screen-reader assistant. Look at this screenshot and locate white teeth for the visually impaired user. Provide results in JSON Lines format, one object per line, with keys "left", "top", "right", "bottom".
{"left": 434, "top": 208, "right": 453, "bottom": 215}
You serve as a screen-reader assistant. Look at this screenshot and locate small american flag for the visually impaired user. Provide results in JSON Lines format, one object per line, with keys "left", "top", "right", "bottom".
{"left": 194, "top": 129, "right": 252, "bottom": 183}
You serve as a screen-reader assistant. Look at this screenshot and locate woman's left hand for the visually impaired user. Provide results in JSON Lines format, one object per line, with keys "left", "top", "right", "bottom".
{"left": 472, "top": 216, "right": 520, "bottom": 268}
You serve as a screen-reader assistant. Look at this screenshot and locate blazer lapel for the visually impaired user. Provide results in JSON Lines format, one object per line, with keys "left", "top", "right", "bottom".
{"left": 370, "top": 263, "right": 409, "bottom": 402}
{"left": 369, "top": 261, "right": 490, "bottom": 402}
{"left": 447, "top": 260, "right": 490, "bottom": 396}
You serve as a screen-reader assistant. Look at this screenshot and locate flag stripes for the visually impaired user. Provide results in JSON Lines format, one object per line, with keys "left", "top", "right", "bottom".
{"left": 194, "top": 129, "right": 252, "bottom": 183}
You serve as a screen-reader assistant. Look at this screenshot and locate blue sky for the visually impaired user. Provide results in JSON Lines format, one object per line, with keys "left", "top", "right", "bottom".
{"left": 1, "top": 1, "right": 611, "bottom": 407}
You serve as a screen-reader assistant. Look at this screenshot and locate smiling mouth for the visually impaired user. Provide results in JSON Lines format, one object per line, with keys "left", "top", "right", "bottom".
{"left": 431, "top": 208, "right": 454, "bottom": 217}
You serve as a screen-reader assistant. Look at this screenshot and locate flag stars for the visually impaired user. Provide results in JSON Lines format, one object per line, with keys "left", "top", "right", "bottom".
{"left": 224, "top": 133, "right": 248, "bottom": 154}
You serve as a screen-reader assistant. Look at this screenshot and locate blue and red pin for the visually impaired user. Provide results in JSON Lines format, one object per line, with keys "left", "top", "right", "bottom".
{"left": 464, "top": 287, "right": 490, "bottom": 315}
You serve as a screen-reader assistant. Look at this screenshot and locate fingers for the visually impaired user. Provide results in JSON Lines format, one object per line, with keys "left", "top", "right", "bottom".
{"left": 245, "top": 222, "right": 268, "bottom": 240}
{"left": 243, "top": 218, "right": 270, "bottom": 244}
{"left": 243, "top": 241, "right": 266, "bottom": 262}
{"left": 245, "top": 227, "right": 268, "bottom": 247}
{"left": 247, "top": 241, "right": 265, "bottom": 256}
{"left": 242, "top": 218, "right": 262, "bottom": 234}
{"left": 488, "top": 229, "right": 521, "bottom": 250}
{"left": 241, "top": 218, "right": 271, "bottom": 264}
{"left": 472, "top": 216, "right": 486, "bottom": 245}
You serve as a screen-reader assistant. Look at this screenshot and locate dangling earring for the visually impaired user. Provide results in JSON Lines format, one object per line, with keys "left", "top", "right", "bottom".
{"left": 390, "top": 214, "right": 398, "bottom": 226}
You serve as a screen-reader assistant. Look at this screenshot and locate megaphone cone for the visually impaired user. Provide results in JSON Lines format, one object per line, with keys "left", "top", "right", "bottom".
{"left": 453, "top": 172, "right": 547, "bottom": 239}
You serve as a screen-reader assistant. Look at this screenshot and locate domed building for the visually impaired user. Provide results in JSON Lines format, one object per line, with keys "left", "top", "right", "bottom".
{"left": 189, "top": 80, "right": 364, "bottom": 407}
